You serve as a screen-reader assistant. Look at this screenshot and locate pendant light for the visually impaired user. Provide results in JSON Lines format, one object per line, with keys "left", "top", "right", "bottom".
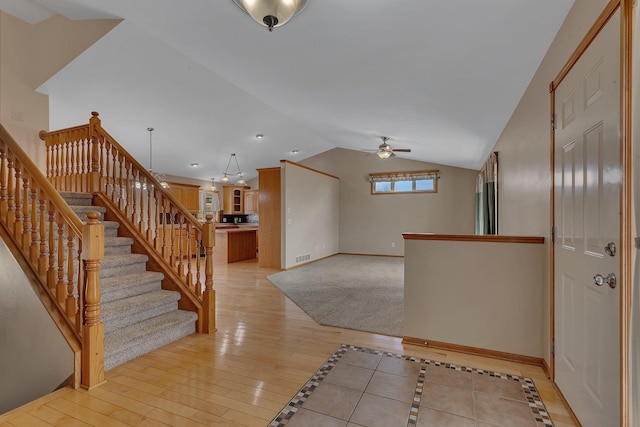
{"left": 232, "top": 0, "right": 309, "bottom": 32}
{"left": 147, "top": 127, "right": 170, "bottom": 189}
{"left": 221, "top": 153, "right": 246, "bottom": 185}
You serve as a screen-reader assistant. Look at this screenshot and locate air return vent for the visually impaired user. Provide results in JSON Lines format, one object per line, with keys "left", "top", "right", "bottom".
{"left": 295, "top": 254, "right": 311, "bottom": 263}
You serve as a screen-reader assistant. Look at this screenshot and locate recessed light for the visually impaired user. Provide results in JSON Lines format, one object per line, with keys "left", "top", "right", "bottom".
{"left": 190, "top": 163, "right": 199, "bottom": 167}
{"left": 256, "top": 134, "right": 264, "bottom": 139}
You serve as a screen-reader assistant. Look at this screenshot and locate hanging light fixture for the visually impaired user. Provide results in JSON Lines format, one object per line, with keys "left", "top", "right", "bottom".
{"left": 210, "top": 178, "right": 217, "bottom": 192}
{"left": 232, "top": 0, "right": 309, "bottom": 32}
{"left": 147, "top": 127, "right": 170, "bottom": 189}
{"left": 221, "top": 153, "right": 246, "bottom": 185}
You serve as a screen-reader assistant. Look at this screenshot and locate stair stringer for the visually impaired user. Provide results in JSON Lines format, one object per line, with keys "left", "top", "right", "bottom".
{"left": 91, "top": 192, "right": 203, "bottom": 332}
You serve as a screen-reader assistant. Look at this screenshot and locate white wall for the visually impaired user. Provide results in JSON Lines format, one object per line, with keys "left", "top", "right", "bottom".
{"left": 489, "top": 0, "right": 609, "bottom": 366}
{"left": 301, "top": 148, "right": 478, "bottom": 256}
{"left": 282, "top": 161, "right": 339, "bottom": 269}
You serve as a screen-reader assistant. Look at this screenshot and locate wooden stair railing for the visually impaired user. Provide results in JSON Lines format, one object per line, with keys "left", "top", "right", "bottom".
{"left": 0, "top": 123, "right": 105, "bottom": 390}
{"left": 39, "top": 112, "right": 216, "bottom": 333}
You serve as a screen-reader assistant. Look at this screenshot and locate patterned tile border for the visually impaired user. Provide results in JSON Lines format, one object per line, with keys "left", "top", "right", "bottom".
{"left": 269, "top": 344, "right": 554, "bottom": 427}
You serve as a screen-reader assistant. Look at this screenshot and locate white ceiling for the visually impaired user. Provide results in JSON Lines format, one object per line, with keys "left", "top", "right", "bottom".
{"left": 5, "top": 0, "right": 574, "bottom": 181}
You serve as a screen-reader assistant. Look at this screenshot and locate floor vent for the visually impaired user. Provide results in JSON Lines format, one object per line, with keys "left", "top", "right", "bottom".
{"left": 295, "top": 254, "right": 311, "bottom": 263}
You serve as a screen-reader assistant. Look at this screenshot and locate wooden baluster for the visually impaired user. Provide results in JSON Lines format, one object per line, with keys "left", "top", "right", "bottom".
{"left": 131, "top": 170, "right": 139, "bottom": 225}
{"left": 126, "top": 162, "right": 133, "bottom": 218}
{"left": 66, "top": 231, "right": 76, "bottom": 318}
{"left": 70, "top": 140, "right": 76, "bottom": 192}
{"left": 177, "top": 213, "right": 184, "bottom": 273}
{"left": 6, "top": 155, "right": 15, "bottom": 231}
{"left": 170, "top": 207, "right": 177, "bottom": 267}
{"left": 119, "top": 153, "right": 126, "bottom": 210}
{"left": 146, "top": 186, "right": 153, "bottom": 242}
{"left": 39, "top": 196, "right": 48, "bottom": 276}
{"left": 13, "top": 160, "right": 23, "bottom": 240}
{"left": 153, "top": 190, "right": 160, "bottom": 250}
{"left": 63, "top": 141, "right": 70, "bottom": 191}
{"left": 30, "top": 185, "right": 39, "bottom": 263}
{"left": 202, "top": 215, "right": 216, "bottom": 333}
{"left": 195, "top": 229, "right": 202, "bottom": 296}
{"left": 161, "top": 197, "right": 169, "bottom": 260}
{"left": 0, "top": 147, "right": 7, "bottom": 220}
{"left": 56, "top": 213, "right": 65, "bottom": 304}
{"left": 80, "top": 138, "right": 87, "bottom": 193}
{"left": 98, "top": 138, "right": 105, "bottom": 193}
{"left": 87, "top": 135, "right": 99, "bottom": 193}
{"left": 54, "top": 142, "right": 61, "bottom": 189}
{"left": 47, "top": 203, "right": 56, "bottom": 289}
{"left": 104, "top": 142, "right": 112, "bottom": 197}
{"left": 186, "top": 223, "right": 193, "bottom": 287}
{"left": 75, "top": 239, "right": 84, "bottom": 333}
{"left": 21, "top": 174, "right": 30, "bottom": 249}
{"left": 81, "top": 211, "right": 105, "bottom": 390}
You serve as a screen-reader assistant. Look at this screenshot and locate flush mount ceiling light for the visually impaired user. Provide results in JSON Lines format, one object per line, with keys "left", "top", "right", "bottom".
{"left": 221, "top": 153, "right": 246, "bottom": 185}
{"left": 255, "top": 134, "right": 264, "bottom": 139}
{"left": 232, "top": 0, "right": 309, "bottom": 32}
{"left": 147, "top": 127, "right": 170, "bottom": 188}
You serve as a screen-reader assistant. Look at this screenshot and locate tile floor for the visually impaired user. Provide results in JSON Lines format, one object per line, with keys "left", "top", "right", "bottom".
{"left": 269, "top": 345, "right": 554, "bottom": 427}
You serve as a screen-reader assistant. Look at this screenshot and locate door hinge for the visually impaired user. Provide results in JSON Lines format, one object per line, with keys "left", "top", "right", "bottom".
{"left": 552, "top": 339, "right": 555, "bottom": 356}
{"left": 551, "top": 113, "right": 556, "bottom": 130}
{"left": 551, "top": 226, "right": 556, "bottom": 244}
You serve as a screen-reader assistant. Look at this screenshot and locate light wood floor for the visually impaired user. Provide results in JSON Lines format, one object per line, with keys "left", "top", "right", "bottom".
{"left": 0, "top": 259, "right": 577, "bottom": 426}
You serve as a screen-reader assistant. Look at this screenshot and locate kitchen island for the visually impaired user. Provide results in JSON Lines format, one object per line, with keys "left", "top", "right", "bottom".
{"left": 214, "top": 225, "right": 258, "bottom": 264}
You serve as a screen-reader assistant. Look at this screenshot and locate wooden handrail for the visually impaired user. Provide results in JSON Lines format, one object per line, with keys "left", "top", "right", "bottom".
{"left": 40, "top": 112, "right": 214, "bottom": 333}
{"left": 0, "top": 122, "right": 105, "bottom": 389}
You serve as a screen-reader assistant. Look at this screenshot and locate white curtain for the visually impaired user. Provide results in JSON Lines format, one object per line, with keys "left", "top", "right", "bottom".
{"left": 630, "top": 5, "right": 639, "bottom": 425}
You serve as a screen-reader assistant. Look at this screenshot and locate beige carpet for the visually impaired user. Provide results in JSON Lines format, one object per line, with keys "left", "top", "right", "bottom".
{"left": 267, "top": 254, "right": 403, "bottom": 337}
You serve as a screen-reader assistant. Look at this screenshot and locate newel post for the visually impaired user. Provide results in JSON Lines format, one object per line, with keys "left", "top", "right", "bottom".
{"left": 202, "top": 215, "right": 216, "bottom": 333}
{"left": 81, "top": 211, "right": 106, "bottom": 389}
{"left": 88, "top": 112, "right": 101, "bottom": 193}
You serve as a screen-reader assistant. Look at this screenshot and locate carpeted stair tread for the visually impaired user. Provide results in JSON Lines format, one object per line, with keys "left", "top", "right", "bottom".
{"left": 59, "top": 192, "right": 93, "bottom": 206}
{"left": 104, "top": 310, "right": 197, "bottom": 370}
{"left": 101, "top": 271, "right": 164, "bottom": 303}
{"left": 100, "top": 253, "right": 148, "bottom": 278}
{"left": 102, "top": 289, "right": 181, "bottom": 333}
{"left": 102, "top": 221, "right": 120, "bottom": 238}
{"left": 104, "top": 237, "right": 134, "bottom": 255}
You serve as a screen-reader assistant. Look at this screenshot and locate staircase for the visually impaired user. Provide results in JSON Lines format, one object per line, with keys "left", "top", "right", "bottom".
{"left": 61, "top": 192, "right": 198, "bottom": 371}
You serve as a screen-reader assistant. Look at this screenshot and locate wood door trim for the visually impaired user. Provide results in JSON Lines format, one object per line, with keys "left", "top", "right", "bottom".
{"left": 549, "top": 2, "right": 633, "bottom": 425}
{"left": 550, "top": 0, "right": 621, "bottom": 92}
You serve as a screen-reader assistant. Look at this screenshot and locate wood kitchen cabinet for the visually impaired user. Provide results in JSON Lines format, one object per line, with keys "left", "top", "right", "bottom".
{"left": 223, "top": 185, "right": 249, "bottom": 214}
{"left": 167, "top": 182, "right": 200, "bottom": 214}
{"left": 244, "top": 190, "right": 259, "bottom": 214}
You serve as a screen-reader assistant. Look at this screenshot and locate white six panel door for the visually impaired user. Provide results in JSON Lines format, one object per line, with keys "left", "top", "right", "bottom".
{"left": 553, "top": 9, "right": 621, "bottom": 427}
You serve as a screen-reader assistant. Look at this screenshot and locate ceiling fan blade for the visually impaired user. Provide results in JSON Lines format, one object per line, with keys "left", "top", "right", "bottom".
{"left": 392, "top": 148, "right": 411, "bottom": 152}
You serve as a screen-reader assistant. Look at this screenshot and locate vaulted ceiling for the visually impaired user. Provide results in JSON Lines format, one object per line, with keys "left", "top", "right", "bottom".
{"left": 2, "top": 0, "right": 574, "bottom": 181}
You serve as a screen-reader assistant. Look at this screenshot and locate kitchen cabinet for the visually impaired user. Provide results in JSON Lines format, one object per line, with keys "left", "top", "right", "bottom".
{"left": 244, "top": 190, "right": 259, "bottom": 214}
{"left": 223, "top": 185, "right": 249, "bottom": 214}
{"left": 167, "top": 182, "right": 200, "bottom": 214}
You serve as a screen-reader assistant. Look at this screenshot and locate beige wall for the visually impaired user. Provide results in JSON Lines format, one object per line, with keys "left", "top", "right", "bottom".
{"left": 0, "top": 12, "right": 118, "bottom": 169}
{"left": 404, "top": 238, "right": 545, "bottom": 358}
{"left": 301, "top": 148, "right": 477, "bottom": 256}
{"left": 0, "top": 238, "right": 73, "bottom": 413}
{"left": 489, "top": 0, "right": 609, "bottom": 365}
{"left": 282, "top": 161, "right": 339, "bottom": 269}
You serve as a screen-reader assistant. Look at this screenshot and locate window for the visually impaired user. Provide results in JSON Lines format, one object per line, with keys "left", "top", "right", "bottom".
{"left": 369, "top": 170, "right": 439, "bottom": 195}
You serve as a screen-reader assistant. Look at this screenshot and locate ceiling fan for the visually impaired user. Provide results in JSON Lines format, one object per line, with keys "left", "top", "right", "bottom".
{"left": 364, "top": 136, "right": 411, "bottom": 159}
